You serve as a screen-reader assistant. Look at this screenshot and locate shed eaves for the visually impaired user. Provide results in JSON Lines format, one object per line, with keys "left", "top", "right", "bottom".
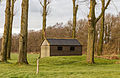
{"left": 47, "top": 39, "right": 81, "bottom": 46}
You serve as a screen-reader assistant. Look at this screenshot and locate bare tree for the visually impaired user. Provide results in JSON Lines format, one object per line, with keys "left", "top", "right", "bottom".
{"left": 39, "top": 0, "right": 51, "bottom": 40}
{"left": 72, "top": 0, "right": 78, "bottom": 39}
{"left": 97, "top": 0, "right": 105, "bottom": 56}
{"left": 1, "top": 13, "right": 119, "bottom": 55}
{"left": 7, "top": 0, "right": 16, "bottom": 59}
{"left": 18, "top": 0, "right": 29, "bottom": 64}
{"left": 0, "top": 0, "right": 11, "bottom": 62}
{"left": 87, "top": 0, "right": 111, "bottom": 64}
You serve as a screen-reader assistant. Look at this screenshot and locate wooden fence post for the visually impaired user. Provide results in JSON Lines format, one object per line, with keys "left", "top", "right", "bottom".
{"left": 36, "top": 57, "right": 40, "bottom": 74}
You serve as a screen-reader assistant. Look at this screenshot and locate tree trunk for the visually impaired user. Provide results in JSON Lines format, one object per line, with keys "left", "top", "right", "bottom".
{"left": 18, "top": 0, "right": 29, "bottom": 64}
{"left": 0, "top": 0, "right": 10, "bottom": 62}
{"left": 87, "top": 0, "right": 96, "bottom": 64}
{"left": 107, "top": 24, "right": 111, "bottom": 43}
{"left": 86, "top": 0, "right": 111, "bottom": 64}
{"left": 42, "top": 0, "right": 47, "bottom": 40}
{"left": 72, "top": 0, "right": 78, "bottom": 39}
{"left": 7, "top": 0, "right": 15, "bottom": 59}
{"left": 117, "top": 39, "right": 120, "bottom": 54}
{"left": 104, "top": 25, "right": 107, "bottom": 44}
{"left": 104, "top": 24, "right": 110, "bottom": 44}
{"left": 97, "top": 0, "right": 105, "bottom": 56}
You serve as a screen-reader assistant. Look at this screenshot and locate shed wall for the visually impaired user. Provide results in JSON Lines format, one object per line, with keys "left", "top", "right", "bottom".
{"left": 50, "top": 46, "right": 82, "bottom": 56}
{"left": 41, "top": 46, "right": 50, "bottom": 58}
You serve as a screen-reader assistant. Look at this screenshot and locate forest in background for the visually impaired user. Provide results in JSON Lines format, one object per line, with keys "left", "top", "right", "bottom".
{"left": 0, "top": 13, "right": 119, "bottom": 55}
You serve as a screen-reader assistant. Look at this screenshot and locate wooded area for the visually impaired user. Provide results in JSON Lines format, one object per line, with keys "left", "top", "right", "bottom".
{"left": 0, "top": 13, "right": 120, "bottom": 54}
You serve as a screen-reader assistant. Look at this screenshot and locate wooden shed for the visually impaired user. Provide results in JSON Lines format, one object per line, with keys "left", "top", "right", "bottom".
{"left": 41, "top": 39, "right": 82, "bottom": 58}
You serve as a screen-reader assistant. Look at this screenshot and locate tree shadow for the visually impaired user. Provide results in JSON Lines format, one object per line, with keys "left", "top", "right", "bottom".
{"left": 0, "top": 61, "right": 12, "bottom": 64}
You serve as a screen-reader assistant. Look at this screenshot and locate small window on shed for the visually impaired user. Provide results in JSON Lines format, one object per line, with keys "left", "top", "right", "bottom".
{"left": 58, "top": 46, "right": 63, "bottom": 51}
{"left": 70, "top": 46, "right": 75, "bottom": 51}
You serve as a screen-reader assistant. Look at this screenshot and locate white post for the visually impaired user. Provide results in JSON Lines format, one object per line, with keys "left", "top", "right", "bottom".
{"left": 36, "top": 57, "right": 40, "bottom": 74}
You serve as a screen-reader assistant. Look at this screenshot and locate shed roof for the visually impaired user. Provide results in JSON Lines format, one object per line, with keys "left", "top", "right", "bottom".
{"left": 47, "top": 39, "right": 81, "bottom": 46}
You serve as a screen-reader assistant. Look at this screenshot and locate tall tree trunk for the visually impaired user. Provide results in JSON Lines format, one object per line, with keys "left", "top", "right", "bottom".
{"left": 7, "top": 0, "right": 15, "bottom": 59}
{"left": 97, "top": 0, "right": 105, "bottom": 56}
{"left": 86, "top": 0, "right": 111, "bottom": 64}
{"left": 87, "top": 0, "right": 96, "bottom": 64}
{"left": 0, "top": 0, "right": 10, "bottom": 62}
{"left": 18, "top": 0, "right": 29, "bottom": 64}
{"left": 72, "top": 0, "right": 78, "bottom": 39}
{"left": 42, "top": 0, "right": 47, "bottom": 40}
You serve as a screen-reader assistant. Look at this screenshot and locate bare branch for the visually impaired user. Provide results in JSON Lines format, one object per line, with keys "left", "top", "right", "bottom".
{"left": 46, "top": 0, "right": 51, "bottom": 6}
{"left": 75, "top": 4, "right": 78, "bottom": 14}
{"left": 46, "top": 5, "right": 51, "bottom": 15}
{"left": 39, "top": 0, "right": 52, "bottom": 16}
{"left": 95, "top": 0, "right": 111, "bottom": 23}
{"left": 39, "top": 0, "right": 44, "bottom": 7}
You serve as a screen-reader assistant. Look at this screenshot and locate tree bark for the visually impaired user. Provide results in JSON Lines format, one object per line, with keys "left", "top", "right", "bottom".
{"left": 107, "top": 24, "right": 111, "bottom": 43}
{"left": 116, "top": 39, "right": 120, "bottom": 54}
{"left": 18, "top": 0, "right": 29, "bottom": 64}
{"left": 87, "top": 0, "right": 96, "bottom": 64}
{"left": 42, "top": 0, "right": 47, "bottom": 40}
{"left": 104, "top": 25, "right": 107, "bottom": 44}
{"left": 7, "top": 0, "right": 15, "bottom": 59}
{"left": 97, "top": 0, "right": 105, "bottom": 56}
{"left": 0, "top": 0, "right": 10, "bottom": 62}
{"left": 72, "top": 0, "right": 78, "bottom": 39}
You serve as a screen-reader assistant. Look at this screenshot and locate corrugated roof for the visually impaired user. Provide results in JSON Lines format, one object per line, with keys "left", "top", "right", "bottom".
{"left": 47, "top": 39, "right": 81, "bottom": 46}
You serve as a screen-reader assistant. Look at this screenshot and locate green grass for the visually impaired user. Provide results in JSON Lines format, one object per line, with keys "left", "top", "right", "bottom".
{"left": 0, "top": 54, "right": 120, "bottom": 78}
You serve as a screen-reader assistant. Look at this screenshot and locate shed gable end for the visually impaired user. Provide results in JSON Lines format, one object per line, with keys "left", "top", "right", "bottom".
{"left": 42, "top": 40, "right": 49, "bottom": 46}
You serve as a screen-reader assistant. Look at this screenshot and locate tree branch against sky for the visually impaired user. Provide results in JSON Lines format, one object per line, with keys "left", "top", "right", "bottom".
{"left": 39, "top": 0, "right": 51, "bottom": 40}
{"left": 72, "top": 0, "right": 78, "bottom": 39}
{"left": 97, "top": 0, "right": 105, "bottom": 56}
{"left": 0, "top": 0, "right": 120, "bottom": 36}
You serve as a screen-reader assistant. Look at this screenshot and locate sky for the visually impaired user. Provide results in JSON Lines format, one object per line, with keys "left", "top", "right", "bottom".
{"left": 0, "top": 0, "right": 120, "bottom": 37}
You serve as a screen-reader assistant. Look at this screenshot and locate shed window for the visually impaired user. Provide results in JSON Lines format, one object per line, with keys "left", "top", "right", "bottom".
{"left": 70, "top": 47, "right": 75, "bottom": 51}
{"left": 57, "top": 46, "right": 63, "bottom": 51}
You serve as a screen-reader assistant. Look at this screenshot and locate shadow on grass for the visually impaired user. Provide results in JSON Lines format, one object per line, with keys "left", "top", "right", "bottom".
{"left": 38, "top": 56, "right": 119, "bottom": 66}
{"left": 1, "top": 55, "right": 119, "bottom": 67}
{"left": 0, "top": 61, "right": 12, "bottom": 64}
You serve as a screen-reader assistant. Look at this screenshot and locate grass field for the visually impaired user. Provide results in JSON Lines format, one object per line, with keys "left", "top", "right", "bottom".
{"left": 0, "top": 54, "right": 120, "bottom": 78}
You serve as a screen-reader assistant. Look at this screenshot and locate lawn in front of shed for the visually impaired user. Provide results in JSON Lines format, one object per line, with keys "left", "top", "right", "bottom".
{"left": 0, "top": 53, "right": 120, "bottom": 78}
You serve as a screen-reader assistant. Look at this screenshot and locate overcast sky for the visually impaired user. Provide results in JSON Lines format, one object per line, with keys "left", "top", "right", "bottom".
{"left": 0, "top": 0, "right": 120, "bottom": 36}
